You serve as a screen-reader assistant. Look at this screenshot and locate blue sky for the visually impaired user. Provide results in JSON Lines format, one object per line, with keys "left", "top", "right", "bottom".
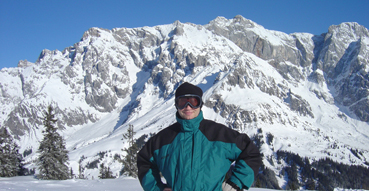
{"left": 1, "top": 0, "right": 368, "bottom": 69}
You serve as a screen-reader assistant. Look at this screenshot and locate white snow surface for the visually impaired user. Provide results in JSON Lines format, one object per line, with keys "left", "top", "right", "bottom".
{"left": 0, "top": 176, "right": 365, "bottom": 191}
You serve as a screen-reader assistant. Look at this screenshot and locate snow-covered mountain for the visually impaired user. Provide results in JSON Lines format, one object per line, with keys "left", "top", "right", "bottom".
{"left": 1, "top": 15, "right": 368, "bottom": 189}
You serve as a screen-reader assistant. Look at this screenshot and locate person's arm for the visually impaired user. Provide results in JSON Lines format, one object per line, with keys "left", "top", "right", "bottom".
{"left": 228, "top": 133, "right": 262, "bottom": 190}
{"left": 137, "top": 139, "right": 166, "bottom": 191}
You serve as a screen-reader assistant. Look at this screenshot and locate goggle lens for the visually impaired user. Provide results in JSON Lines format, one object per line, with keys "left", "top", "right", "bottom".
{"left": 175, "top": 95, "right": 202, "bottom": 109}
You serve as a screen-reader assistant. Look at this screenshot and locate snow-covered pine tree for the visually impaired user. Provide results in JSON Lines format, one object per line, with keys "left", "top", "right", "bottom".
{"left": 121, "top": 124, "right": 138, "bottom": 178}
{"left": 78, "top": 155, "right": 86, "bottom": 179}
{"left": 36, "top": 105, "right": 70, "bottom": 180}
{"left": 98, "top": 163, "right": 115, "bottom": 179}
{"left": 70, "top": 168, "right": 74, "bottom": 179}
{"left": 0, "top": 128, "right": 23, "bottom": 177}
{"left": 98, "top": 163, "right": 107, "bottom": 179}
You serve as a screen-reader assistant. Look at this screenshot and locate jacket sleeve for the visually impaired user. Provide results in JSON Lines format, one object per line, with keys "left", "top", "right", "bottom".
{"left": 137, "top": 123, "right": 180, "bottom": 191}
{"left": 229, "top": 133, "right": 262, "bottom": 190}
{"left": 137, "top": 138, "right": 166, "bottom": 191}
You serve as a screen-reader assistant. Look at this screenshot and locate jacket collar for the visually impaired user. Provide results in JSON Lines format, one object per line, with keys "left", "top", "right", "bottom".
{"left": 176, "top": 111, "right": 203, "bottom": 132}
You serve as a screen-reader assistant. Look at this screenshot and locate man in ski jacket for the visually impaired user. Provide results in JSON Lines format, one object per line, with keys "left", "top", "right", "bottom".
{"left": 137, "top": 82, "right": 262, "bottom": 191}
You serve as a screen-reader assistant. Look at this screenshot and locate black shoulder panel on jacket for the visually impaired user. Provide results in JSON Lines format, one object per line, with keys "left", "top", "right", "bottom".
{"left": 199, "top": 119, "right": 250, "bottom": 150}
{"left": 149, "top": 122, "right": 182, "bottom": 151}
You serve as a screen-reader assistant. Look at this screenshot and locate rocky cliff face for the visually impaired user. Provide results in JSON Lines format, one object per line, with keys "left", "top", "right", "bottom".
{"left": 0, "top": 15, "right": 368, "bottom": 178}
{"left": 206, "top": 16, "right": 369, "bottom": 122}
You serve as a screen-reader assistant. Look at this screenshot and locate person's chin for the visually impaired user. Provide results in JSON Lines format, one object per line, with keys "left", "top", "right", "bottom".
{"left": 181, "top": 113, "right": 195, "bottom": 120}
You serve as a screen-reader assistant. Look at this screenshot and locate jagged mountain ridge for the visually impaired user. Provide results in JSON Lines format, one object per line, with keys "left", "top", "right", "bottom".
{"left": 0, "top": 15, "right": 368, "bottom": 183}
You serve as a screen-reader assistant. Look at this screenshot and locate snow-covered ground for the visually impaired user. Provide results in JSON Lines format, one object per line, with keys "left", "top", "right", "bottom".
{"left": 0, "top": 176, "right": 274, "bottom": 191}
{"left": 0, "top": 176, "right": 140, "bottom": 191}
{"left": 0, "top": 176, "right": 367, "bottom": 191}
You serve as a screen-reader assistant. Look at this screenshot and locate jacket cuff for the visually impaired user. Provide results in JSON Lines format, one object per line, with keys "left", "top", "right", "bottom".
{"left": 226, "top": 179, "right": 241, "bottom": 191}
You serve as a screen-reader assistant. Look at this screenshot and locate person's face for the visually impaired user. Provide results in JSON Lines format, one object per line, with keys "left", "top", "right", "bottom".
{"left": 178, "top": 105, "right": 201, "bottom": 120}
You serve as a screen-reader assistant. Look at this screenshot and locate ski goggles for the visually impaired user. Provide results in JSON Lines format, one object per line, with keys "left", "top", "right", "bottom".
{"left": 175, "top": 94, "right": 202, "bottom": 110}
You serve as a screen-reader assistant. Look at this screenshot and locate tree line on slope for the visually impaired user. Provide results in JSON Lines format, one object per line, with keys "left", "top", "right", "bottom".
{"left": 251, "top": 129, "right": 369, "bottom": 190}
{"left": 254, "top": 150, "right": 369, "bottom": 190}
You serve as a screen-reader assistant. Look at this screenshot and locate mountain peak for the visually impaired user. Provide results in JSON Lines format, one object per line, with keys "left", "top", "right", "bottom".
{"left": 208, "top": 15, "right": 258, "bottom": 29}
{"left": 328, "top": 22, "right": 369, "bottom": 37}
{"left": 81, "top": 27, "right": 111, "bottom": 41}
{"left": 173, "top": 20, "right": 183, "bottom": 26}
{"left": 17, "top": 60, "right": 33, "bottom": 68}
{"left": 232, "top": 15, "right": 247, "bottom": 22}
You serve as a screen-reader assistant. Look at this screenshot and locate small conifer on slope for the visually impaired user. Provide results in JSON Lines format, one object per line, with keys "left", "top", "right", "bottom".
{"left": 0, "top": 128, "right": 23, "bottom": 177}
{"left": 121, "top": 124, "right": 138, "bottom": 178}
{"left": 37, "top": 105, "right": 69, "bottom": 180}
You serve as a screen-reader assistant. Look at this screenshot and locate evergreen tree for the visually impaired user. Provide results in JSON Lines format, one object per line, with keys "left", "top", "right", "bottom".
{"left": 70, "top": 168, "right": 74, "bottom": 179}
{"left": 98, "top": 163, "right": 115, "bottom": 179}
{"left": 78, "top": 155, "right": 86, "bottom": 179}
{"left": 0, "top": 128, "right": 23, "bottom": 177}
{"left": 78, "top": 164, "right": 85, "bottom": 179}
{"left": 99, "top": 163, "right": 106, "bottom": 179}
{"left": 36, "top": 105, "right": 69, "bottom": 180}
{"left": 305, "top": 177, "right": 315, "bottom": 190}
{"left": 121, "top": 124, "right": 138, "bottom": 178}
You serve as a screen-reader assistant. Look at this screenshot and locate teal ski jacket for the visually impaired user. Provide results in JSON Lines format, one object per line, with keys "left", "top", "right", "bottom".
{"left": 137, "top": 111, "right": 261, "bottom": 191}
